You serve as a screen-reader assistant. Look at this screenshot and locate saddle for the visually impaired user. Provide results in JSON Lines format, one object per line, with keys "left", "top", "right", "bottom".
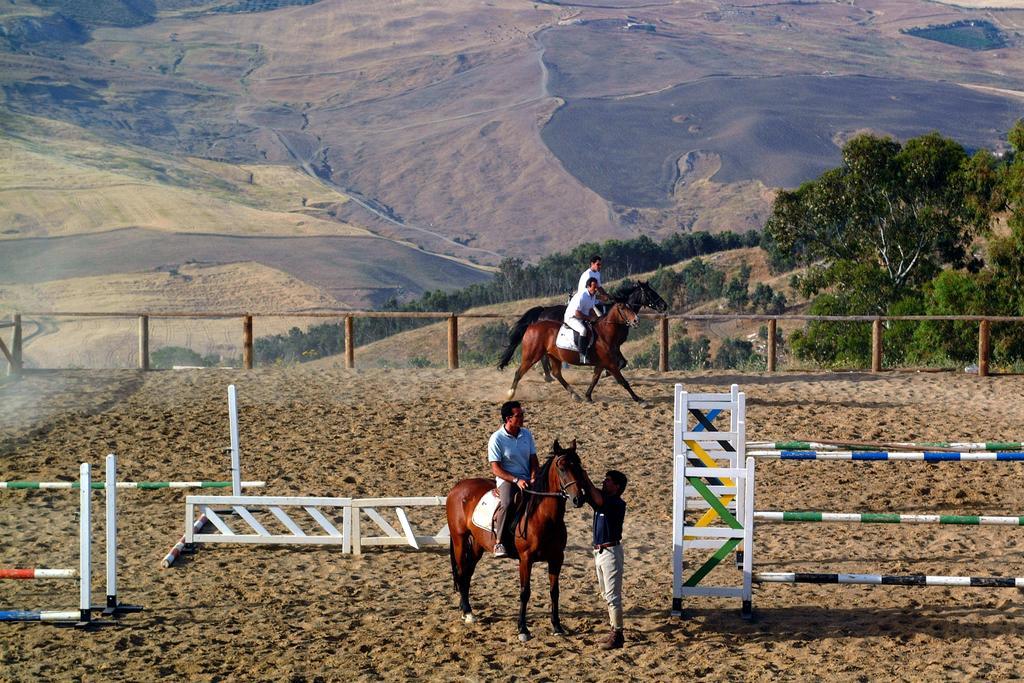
{"left": 470, "top": 487, "right": 525, "bottom": 537}
{"left": 555, "top": 324, "right": 582, "bottom": 352}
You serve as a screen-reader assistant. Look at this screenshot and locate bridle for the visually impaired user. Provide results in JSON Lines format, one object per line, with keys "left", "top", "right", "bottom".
{"left": 524, "top": 455, "right": 581, "bottom": 499}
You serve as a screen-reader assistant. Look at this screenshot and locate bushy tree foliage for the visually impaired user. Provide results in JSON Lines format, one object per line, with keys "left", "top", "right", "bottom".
{"left": 766, "top": 132, "right": 993, "bottom": 308}
{"left": 256, "top": 231, "right": 754, "bottom": 364}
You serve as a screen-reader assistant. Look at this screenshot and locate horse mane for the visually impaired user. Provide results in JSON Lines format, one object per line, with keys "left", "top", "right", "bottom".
{"left": 610, "top": 281, "right": 637, "bottom": 304}
{"left": 523, "top": 454, "right": 558, "bottom": 532}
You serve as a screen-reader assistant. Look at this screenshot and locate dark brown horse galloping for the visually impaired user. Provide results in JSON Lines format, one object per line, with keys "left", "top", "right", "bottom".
{"left": 497, "top": 302, "right": 643, "bottom": 403}
{"left": 445, "top": 440, "right": 589, "bottom": 642}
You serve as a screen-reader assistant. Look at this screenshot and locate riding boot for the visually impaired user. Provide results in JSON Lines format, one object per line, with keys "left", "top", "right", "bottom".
{"left": 600, "top": 628, "right": 624, "bottom": 650}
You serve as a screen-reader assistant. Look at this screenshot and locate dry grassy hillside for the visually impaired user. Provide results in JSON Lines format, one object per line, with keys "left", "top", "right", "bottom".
{"left": 0, "top": 114, "right": 364, "bottom": 239}
{"left": 1, "top": 262, "right": 353, "bottom": 368}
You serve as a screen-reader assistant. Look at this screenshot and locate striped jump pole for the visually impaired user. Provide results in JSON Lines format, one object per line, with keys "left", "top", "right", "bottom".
{"left": 755, "top": 511, "right": 1024, "bottom": 526}
{"left": 0, "top": 463, "right": 93, "bottom": 625}
{"left": 749, "top": 441, "right": 1024, "bottom": 452}
{"left": 754, "top": 572, "right": 1024, "bottom": 588}
{"left": 160, "top": 513, "right": 209, "bottom": 569}
{"left": 0, "top": 569, "right": 76, "bottom": 579}
{"left": 0, "top": 480, "right": 266, "bottom": 490}
{"left": 748, "top": 450, "right": 1024, "bottom": 462}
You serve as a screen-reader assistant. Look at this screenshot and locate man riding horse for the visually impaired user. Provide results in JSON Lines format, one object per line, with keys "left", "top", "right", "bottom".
{"left": 564, "top": 277, "right": 601, "bottom": 364}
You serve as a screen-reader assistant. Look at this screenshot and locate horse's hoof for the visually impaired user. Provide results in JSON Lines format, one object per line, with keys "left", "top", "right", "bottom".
{"left": 552, "top": 626, "right": 566, "bottom": 637}
{"left": 518, "top": 632, "right": 531, "bottom": 643}
{"left": 463, "top": 613, "right": 477, "bottom": 624}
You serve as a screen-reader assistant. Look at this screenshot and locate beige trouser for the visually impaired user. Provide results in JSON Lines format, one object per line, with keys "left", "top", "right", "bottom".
{"left": 493, "top": 481, "right": 515, "bottom": 544}
{"left": 593, "top": 544, "right": 624, "bottom": 629}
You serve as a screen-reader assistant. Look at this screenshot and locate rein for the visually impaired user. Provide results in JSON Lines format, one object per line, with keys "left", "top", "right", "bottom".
{"left": 523, "top": 479, "right": 578, "bottom": 499}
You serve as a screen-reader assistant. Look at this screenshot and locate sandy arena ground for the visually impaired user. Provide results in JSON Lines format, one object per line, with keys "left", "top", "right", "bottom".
{"left": 2, "top": 366, "right": 1024, "bottom": 681}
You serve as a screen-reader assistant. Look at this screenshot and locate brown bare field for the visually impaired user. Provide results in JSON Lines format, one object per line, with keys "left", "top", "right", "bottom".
{"left": 2, "top": 367, "right": 1024, "bottom": 679}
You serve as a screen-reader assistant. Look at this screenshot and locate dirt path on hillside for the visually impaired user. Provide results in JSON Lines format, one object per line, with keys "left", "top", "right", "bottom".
{"left": 2, "top": 367, "right": 1024, "bottom": 680}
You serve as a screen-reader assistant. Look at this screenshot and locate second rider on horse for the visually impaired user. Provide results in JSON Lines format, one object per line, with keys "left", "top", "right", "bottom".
{"left": 564, "top": 277, "right": 601, "bottom": 364}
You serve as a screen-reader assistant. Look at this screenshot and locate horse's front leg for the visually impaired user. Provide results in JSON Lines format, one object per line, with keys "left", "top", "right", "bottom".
{"left": 608, "top": 366, "right": 644, "bottom": 403}
{"left": 549, "top": 554, "right": 565, "bottom": 635}
{"left": 518, "top": 556, "right": 533, "bottom": 642}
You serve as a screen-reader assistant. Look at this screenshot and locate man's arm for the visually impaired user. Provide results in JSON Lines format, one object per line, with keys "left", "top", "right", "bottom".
{"left": 580, "top": 468, "right": 604, "bottom": 509}
{"left": 492, "top": 461, "right": 528, "bottom": 490}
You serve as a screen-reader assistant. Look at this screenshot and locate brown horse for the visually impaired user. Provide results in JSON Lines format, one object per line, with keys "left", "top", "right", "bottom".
{"left": 445, "top": 440, "right": 589, "bottom": 642}
{"left": 497, "top": 302, "right": 643, "bottom": 403}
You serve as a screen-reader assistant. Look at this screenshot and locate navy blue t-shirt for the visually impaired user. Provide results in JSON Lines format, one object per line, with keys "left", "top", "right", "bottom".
{"left": 592, "top": 496, "right": 626, "bottom": 546}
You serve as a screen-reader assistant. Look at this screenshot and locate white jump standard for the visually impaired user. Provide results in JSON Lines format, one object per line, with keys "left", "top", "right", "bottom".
{"left": 0, "top": 455, "right": 142, "bottom": 625}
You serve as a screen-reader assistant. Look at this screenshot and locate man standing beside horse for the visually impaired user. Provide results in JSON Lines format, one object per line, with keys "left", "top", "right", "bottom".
{"left": 581, "top": 468, "right": 628, "bottom": 650}
{"left": 488, "top": 401, "right": 539, "bottom": 558}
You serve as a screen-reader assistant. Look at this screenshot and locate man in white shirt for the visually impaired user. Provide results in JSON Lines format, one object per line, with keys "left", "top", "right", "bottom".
{"left": 577, "top": 254, "right": 611, "bottom": 299}
{"left": 564, "top": 277, "right": 600, "bottom": 363}
{"left": 576, "top": 255, "right": 611, "bottom": 319}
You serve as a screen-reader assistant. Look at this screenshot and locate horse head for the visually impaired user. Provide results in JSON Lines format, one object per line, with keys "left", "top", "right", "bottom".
{"left": 638, "top": 280, "right": 668, "bottom": 313}
{"left": 606, "top": 303, "right": 639, "bottom": 328}
{"left": 551, "top": 438, "right": 587, "bottom": 508}
{"left": 613, "top": 280, "right": 667, "bottom": 313}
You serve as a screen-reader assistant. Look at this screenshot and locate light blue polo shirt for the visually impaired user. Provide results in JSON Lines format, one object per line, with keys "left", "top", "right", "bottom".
{"left": 488, "top": 426, "right": 535, "bottom": 486}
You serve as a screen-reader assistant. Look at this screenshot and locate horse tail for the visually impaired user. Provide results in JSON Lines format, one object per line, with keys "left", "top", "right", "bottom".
{"left": 497, "top": 306, "right": 546, "bottom": 370}
{"left": 449, "top": 535, "right": 460, "bottom": 592}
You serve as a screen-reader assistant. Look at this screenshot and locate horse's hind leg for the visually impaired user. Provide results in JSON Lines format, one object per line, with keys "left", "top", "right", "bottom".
{"left": 547, "top": 354, "right": 581, "bottom": 401}
{"left": 452, "top": 533, "right": 481, "bottom": 623}
{"left": 584, "top": 365, "right": 603, "bottom": 402}
{"left": 539, "top": 356, "right": 554, "bottom": 382}
{"left": 508, "top": 347, "right": 544, "bottom": 399}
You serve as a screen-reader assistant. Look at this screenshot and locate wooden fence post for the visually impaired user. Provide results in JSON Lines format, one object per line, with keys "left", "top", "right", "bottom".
{"left": 447, "top": 316, "right": 459, "bottom": 370}
{"left": 978, "top": 319, "right": 990, "bottom": 377}
{"left": 243, "top": 315, "right": 253, "bottom": 370}
{"left": 871, "top": 318, "right": 883, "bottom": 372}
{"left": 11, "top": 313, "right": 22, "bottom": 377}
{"left": 767, "top": 319, "right": 777, "bottom": 372}
{"left": 658, "top": 317, "right": 669, "bottom": 372}
{"left": 344, "top": 316, "right": 354, "bottom": 369}
{"left": 138, "top": 315, "right": 149, "bottom": 370}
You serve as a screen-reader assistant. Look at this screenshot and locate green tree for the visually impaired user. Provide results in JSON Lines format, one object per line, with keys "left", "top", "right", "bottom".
{"left": 724, "top": 263, "right": 751, "bottom": 311}
{"left": 765, "top": 132, "right": 993, "bottom": 310}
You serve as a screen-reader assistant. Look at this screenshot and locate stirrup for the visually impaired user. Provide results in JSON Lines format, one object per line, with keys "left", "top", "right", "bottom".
{"left": 493, "top": 543, "right": 507, "bottom": 558}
